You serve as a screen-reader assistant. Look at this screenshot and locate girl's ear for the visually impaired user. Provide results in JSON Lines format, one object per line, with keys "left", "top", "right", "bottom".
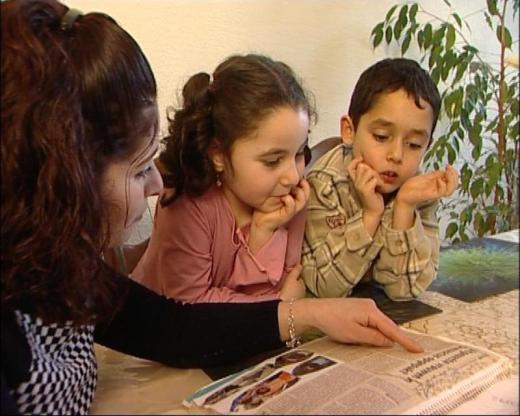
{"left": 340, "top": 115, "right": 355, "bottom": 145}
{"left": 208, "top": 141, "right": 225, "bottom": 172}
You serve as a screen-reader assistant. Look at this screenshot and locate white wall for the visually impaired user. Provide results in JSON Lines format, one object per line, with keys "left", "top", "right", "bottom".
{"left": 63, "top": 0, "right": 518, "bottom": 243}
{"left": 64, "top": 0, "right": 518, "bottom": 145}
{"left": 62, "top": 0, "right": 384, "bottom": 144}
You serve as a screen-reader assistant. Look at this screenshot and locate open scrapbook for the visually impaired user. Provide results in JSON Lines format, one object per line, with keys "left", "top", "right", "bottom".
{"left": 184, "top": 329, "right": 512, "bottom": 415}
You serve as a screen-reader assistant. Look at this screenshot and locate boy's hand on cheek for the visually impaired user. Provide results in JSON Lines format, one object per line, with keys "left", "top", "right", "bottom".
{"left": 396, "top": 165, "right": 459, "bottom": 207}
{"left": 347, "top": 157, "right": 385, "bottom": 217}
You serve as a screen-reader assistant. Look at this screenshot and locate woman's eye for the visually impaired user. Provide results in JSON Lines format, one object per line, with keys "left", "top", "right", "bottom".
{"left": 136, "top": 165, "right": 153, "bottom": 179}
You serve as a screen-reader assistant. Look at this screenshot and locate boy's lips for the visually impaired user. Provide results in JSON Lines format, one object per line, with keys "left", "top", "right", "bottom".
{"left": 380, "top": 171, "right": 398, "bottom": 184}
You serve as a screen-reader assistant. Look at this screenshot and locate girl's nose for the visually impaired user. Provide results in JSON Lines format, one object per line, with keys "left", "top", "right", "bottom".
{"left": 280, "top": 158, "right": 303, "bottom": 188}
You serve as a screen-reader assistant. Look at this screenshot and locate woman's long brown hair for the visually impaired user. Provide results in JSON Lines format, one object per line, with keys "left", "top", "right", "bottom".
{"left": 1, "top": 0, "right": 157, "bottom": 325}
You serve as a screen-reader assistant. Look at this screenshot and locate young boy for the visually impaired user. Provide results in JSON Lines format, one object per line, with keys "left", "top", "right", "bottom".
{"left": 302, "top": 58, "right": 458, "bottom": 301}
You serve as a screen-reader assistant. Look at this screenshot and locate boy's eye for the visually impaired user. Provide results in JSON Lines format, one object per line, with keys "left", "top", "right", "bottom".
{"left": 373, "top": 133, "right": 388, "bottom": 141}
{"left": 408, "top": 142, "right": 424, "bottom": 150}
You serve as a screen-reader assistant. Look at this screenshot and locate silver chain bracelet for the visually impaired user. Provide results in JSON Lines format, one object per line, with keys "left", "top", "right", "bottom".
{"left": 285, "top": 298, "right": 301, "bottom": 348}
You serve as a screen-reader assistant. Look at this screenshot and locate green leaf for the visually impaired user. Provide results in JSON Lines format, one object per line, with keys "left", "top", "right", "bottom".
{"left": 470, "top": 178, "right": 484, "bottom": 199}
{"left": 401, "top": 34, "right": 412, "bottom": 55}
{"left": 452, "top": 13, "right": 462, "bottom": 28}
{"left": 433, "top": 25, "right": 447, "bottom": 45}
{"left": 471, "top": 142, "right": 482, "bottom": 160}
{"left": 431, "top": 66, "right": 440, "bottom": 84}
{"left": 453, "top": 62, "right": 467, "bottom": 85}
{"left": 446, "top": 25, "right": 456, "bottom": 50}
{"left": 460, "top": 206, "right": 472, "bottom": 223}
{"left": 446, "top": 222, "right": 458, "bottom": 238}
{"left": 385, "top": 25, "right": 393, "bottom": 43}
{"left": 486, "top": 0, "right": 499, "bottom": 16}
{"left": 461, "top": 163, "right": 472, "bottom": 191}
{"left": 500, "top": 26, "right": 513, "bottom": 48}
{"left": 372, "top": 27, "right": 384, "bottom": 48}
{"left": 452, "top": 135, "right": 460, "bottom": 152}
{"left": 488, "top": 162, "right": 501, "bottom": 188}
{"left": 398, "top": 5, "right": 409, "bottom": 24}
{"left": 474, "top": 212, "right": 485, "bottom": 237}
{"left": 484, "top": 12, "right": 494, "bottom": 30}
{"left": 370, "top": 22, "right": 384, "bottom": 37}
{"left": 395, "top": 19, "right": 403, "bottom": 39}
{"left": 385, "top": 4, "right": 398, "bottom": 22}
{"left": 423, "top": 23, "right": 432, "bottom": 49}
{"left": 409, "top": 3, "right": 419, "bottom": 22}
{"left": 496, "top": 25, "right": 503, "bottom": 43}
{"left": 484, "top": 181, "right": 494, "bottom": 197}
{"left": 447, "top": 144, "right": 456, "bottom": 164}
{"left": 417, "top": 29, "right": 424, "bottom": 49}
{"left": 441, "top": 61, "right": 450, "bottom": 81}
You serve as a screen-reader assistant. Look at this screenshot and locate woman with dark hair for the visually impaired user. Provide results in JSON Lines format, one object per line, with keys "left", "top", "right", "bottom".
{"left": 0, "top": 0, "right": 421, "bottom": 414}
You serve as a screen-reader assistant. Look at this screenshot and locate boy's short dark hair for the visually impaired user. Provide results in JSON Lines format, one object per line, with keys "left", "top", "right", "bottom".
{"left": 348, "top": 58, "right": 441, "bottom": 141}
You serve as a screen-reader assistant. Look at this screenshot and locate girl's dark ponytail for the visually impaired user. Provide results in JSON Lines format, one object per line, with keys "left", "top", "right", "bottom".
{"left": 160, "top": 72, "right": 217, "bottom": 205}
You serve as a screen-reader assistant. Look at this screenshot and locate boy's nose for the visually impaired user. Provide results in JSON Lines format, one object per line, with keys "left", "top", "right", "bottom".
{"left": 387, "top": 141, "right": 403, "bottom": 163}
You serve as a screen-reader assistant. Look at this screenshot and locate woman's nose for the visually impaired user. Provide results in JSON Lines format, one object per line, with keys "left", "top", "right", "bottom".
{"left": 146, "top": 164, "right": 164, "bottom": 196}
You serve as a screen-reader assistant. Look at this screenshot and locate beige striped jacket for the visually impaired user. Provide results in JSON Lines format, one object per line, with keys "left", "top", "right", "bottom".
{"left": 302, "top": 144, "right": 440, "bottom": 301}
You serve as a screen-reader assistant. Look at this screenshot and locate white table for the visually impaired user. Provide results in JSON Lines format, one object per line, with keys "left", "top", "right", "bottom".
{"left": 91, "top": 232, "right": 519, "bottom": 414}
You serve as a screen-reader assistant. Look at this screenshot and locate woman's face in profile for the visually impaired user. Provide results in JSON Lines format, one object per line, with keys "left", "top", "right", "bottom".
{"left": 100, "top": 132, "right": 163, "bottom": 247}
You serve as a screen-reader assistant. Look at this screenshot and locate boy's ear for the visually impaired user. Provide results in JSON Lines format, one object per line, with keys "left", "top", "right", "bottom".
{"left": 208, "top": 141, "right": 225, "bottom": 172}
{"left": 340, "top": 115, "right": 355, "bottom": 145}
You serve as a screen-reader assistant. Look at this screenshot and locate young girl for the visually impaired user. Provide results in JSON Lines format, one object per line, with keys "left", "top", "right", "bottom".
{"left": 132, "top": 54, "right": 314, "bottom": 303}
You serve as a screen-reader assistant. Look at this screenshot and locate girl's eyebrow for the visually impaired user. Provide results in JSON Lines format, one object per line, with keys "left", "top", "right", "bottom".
{"left": 258, "top": 137, "right": 309, "bottom": 157}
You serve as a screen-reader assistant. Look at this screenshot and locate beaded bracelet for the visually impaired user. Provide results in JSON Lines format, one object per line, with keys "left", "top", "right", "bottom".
{"left": 285, "top": 298, "right": 301, "bottom": 348}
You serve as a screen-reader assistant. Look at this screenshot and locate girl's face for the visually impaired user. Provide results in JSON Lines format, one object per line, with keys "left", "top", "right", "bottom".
{"left": 100, "top": 131, "right": 163, "bottom": 247}
{"left": 215, "top": 106, "right": 309, "bottom": 222}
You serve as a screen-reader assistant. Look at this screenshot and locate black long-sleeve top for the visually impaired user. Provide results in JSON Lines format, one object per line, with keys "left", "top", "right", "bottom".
{"left": 1, "top": 274, "right": 283, "bottom": 414}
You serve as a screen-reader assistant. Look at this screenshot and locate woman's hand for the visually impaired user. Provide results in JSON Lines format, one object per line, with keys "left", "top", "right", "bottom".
{"left": 278, "top": 297, "right": 423, "bottom": 353}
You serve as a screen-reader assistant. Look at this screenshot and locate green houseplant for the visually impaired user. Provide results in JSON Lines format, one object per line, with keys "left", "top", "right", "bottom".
{"left": 370, "top": 0, "right": 519, "bottom": 243}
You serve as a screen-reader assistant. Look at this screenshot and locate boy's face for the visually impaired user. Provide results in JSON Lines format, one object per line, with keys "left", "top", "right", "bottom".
{"left": 341, "top": 88, "right": 433, "bottom": 194}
